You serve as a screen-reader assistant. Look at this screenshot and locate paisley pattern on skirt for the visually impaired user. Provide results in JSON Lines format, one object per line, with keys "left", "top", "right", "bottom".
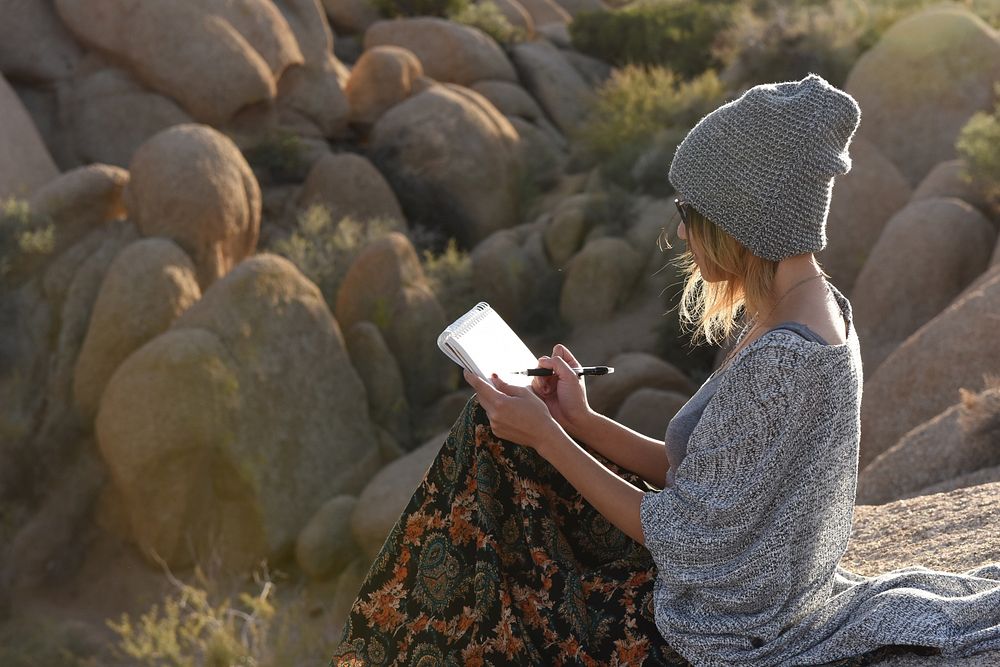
{"left": 330, "top": 396, "right": 938, "bottom": 666}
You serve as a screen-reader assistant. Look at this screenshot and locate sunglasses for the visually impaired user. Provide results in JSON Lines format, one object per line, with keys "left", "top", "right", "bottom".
{"left": 674, "top": 198, "right": 693, "bottom": 227}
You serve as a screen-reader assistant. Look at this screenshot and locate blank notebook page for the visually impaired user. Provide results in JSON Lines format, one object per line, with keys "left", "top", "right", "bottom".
{"left": 444, "top": 306, "right": 538, "bottom": 387}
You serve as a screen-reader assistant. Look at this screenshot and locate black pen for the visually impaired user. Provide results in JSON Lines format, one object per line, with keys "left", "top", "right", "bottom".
{"left": 512, "top": 366, "right": 614, "bottom": 377}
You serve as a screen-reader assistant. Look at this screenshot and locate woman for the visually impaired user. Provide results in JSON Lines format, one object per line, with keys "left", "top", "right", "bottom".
{"left": 331, "top": 74, "right": 1000, "bottom": 666}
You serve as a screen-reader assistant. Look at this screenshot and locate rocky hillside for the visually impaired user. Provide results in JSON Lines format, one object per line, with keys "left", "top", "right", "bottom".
{"left": 0, "top": 0, "right": 998, "bottom": 664}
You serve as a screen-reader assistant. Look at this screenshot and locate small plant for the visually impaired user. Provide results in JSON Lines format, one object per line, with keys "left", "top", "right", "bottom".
{"left": 569, "top": 0, "right": 736, "bottom": 78}
{"left": 421, "top": 237, "right": 477, "bottom": 321}
{"left": 270, "top": 205, "right": 405, "bottom": 310}
{"left": 956, "top": 83, "right": 1000, "bottom": 216}
{"left": 710, "top": 0, "right": 865, "bottom": 90}
{"left": 371, "top": 0, "right": 468, "bottom": 18}
{"left": 243, "top": 129, "right": 311, "bottom": 185}
{"left": 447, "top": 1, "right": 526, "bottom": 44}
{"left": 0, "top": 196, "right": 55, "bottom": 283}
{"left": 572, "top": 66, "right": 725, "bottom": 190}
{"left": 105, "top": 554, "right": 332, "bottom": 667}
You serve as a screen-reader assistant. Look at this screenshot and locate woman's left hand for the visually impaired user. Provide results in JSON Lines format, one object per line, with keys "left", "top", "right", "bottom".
{"left": 463, "top": 369, "right": 565, "bottom": 456}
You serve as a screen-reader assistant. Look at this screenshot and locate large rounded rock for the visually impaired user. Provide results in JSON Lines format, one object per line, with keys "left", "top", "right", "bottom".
{"left": 843, "top": 482, "right": 1000, "bottom": 578}
{"left": 471, "top": 79, "right": 546, "bottom": 123}
{"left": 297, "top": 152, "right": 405, "bottom": 225}
{"left": 588, "top": 351, "right": 695, "bottom": 417}
{"left": 851, "top": 197, "right": 995, "bottom": 374}
{"left": 345, "top": 46, "right": 426, "bottom": 126}
{"left": 470, "top": 224, "right": 548, "bottom": 321}
{"left": 336, "top": 233, "right": 451, "bottom": 408}
{"left": 517, "top": 0, "right": 571, "bottom": 27}
{"left": 345, "top": 320, "right": 411, "bottom": 447}
{"left": 295, "top": 495, "right": 359, "bottom": 580}
{"left": 614, "top": 387, "right": 690, "bottom": 441}
{"left": 911, "top": 464, "right": 1000, "bottom": 500}
{"left": 55, "top": 0, "right": 304, "bottom": 124}
{"left": 321, "top": 0, "right": 379, "bottom": 35}
{"left": 843, "top": 7, "right": 1000, "bottom": 186}
{"left": 0, "top": 73, "right": 58, "bottom": 199}
{"left": 363, "top": 18, "right": 517, "bottom": 86}
{"left": 350, "top": 430, "right": 446, "bottom": 559}
{"left": 68, "top": 66, "right": 193, "bottom": 169}
{"left": 817, "top": 137, "right": 912, "bottom": 295}
{"left": 0, "top": 0, "right": 82, "bottom": 82}
{"left": 483, "top": 0, "right": 535, "bottom": 38}
{"left": 95, "top": 254, "right": 380, "bottom": 570}
{"left": 510, "top": 40, "right": 593, "bottom": 135}
{"left": 124, "top": 124, "right": 261, "bottom": 289}
{"left": 560, "top": 237, "right": 642, "bottom": 325}
{"left": 858, "top": 385, "right": 1000, "bottom": 505}
{"left": 73, "top": 238, "right": 202, "bottom": 422}
{"left": 859, "top": 269, "right": 1000, "bottom": 468}
{"left": 912, "top": 159, "right": 993, "bottom": 215}
{"left": 274, "top": 0, "right": 351, "bottom": 139}
{"left": 370, "top": 84, "right": 522, "bottom": 246}
{"left": 28, "top": 164, "right": 129, "bottom": 253}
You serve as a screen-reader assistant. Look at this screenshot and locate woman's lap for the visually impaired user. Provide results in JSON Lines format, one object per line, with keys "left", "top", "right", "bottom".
{"left": 330, "top": 395, "right": 687, "bottom": 666}
{"left": 329, "top": 396, "right": 939, "bottom": 667}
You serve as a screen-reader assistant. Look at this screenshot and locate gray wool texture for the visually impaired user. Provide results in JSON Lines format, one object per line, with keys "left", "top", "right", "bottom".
{"left": 639, "top": 283, "right": 1000, "bottom": 666}
{"left": 668, "top": 73, "right": 861, "bottom": 262}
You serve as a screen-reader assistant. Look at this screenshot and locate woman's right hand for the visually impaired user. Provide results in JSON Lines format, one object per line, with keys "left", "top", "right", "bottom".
{"left": 531, "top": 344, "right": 595, "bottom": 438}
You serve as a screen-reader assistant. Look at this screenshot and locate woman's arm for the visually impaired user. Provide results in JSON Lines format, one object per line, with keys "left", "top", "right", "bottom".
{"left": 462, "top": 369, "right": 648, "bottom": 546}
{"left": 532, "top": 344, "right": 671, "bottom": 489}
{"left": 564, "top": 410, "right": 670, "bottom": 490}
{"left": 540, "top": 428, "right": 647, "bottom": 546}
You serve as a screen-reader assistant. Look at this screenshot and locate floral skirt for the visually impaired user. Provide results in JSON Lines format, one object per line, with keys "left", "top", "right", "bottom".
{"left": 330, "top": 396, "right": 938, "bottom": 666}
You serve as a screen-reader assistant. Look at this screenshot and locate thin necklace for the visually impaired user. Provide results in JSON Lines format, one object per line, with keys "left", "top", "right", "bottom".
{"left": 711, "top": 273, "right": 827, "bottom": 378}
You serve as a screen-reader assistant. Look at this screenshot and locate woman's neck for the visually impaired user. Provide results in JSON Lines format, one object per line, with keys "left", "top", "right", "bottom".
{"left": 745, "top": 254, "right": 826, "bottom": 325}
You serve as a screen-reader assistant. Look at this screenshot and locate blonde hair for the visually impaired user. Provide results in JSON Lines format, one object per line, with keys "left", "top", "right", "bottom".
{"left": 659, "top": 204, "right": 781, "bottom": 348}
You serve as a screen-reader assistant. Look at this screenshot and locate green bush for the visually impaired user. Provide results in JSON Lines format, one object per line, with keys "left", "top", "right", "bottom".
{"left": 243, "top": 129, "right": 311, "bottom": 185}
{"left": 569, "top": 0, "right": 737, "bottom": 78}
{"left": 0, "top": 197, "right": 55, "bottom": 284}
{"left": 270, "top": 204, "right": 405, "bottom": 310}
{"left": 956, "top": 83, "right": 1000, "bottom": 215}
{"left": 372, "top": 0, "right": 469, "bottom": 19}
{"left": 572, "top": 66, "right": 725, "bottom": 190}
{"left": 710, "top": 0, "right": 866, "bottom": 89}
{"left": 421, "top": 238, "right": 477, "bottom": 322}
{"left": 447, "top": 1, "right": 526, "bottom": 44}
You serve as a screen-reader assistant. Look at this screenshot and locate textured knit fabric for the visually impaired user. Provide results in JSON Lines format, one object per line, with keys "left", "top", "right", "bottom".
{"left": 667, "top": 73, "right": 861, "bottom": 261}
{"left": 665, "top": 321, "right": 830, "bottom": 488}
{"left": 639, "top": 282, "right": 1000, "bottom": 666}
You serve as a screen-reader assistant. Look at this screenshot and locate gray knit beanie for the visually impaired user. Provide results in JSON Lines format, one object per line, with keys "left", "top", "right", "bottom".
{"left": 668, "top": 72, "right": 861, "bottom": 262}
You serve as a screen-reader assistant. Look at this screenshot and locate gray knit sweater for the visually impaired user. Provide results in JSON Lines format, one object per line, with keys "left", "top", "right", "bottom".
{"left": 640, "top": 285, "right": 1000, "bottom": 666}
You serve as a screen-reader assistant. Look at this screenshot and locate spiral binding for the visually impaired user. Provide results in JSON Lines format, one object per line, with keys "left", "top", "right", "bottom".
{"left": 447, "top": 302, "right": 492, "bottom": 340}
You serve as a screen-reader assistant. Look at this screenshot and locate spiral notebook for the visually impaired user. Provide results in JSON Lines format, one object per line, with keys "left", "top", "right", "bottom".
{"left": 437, "top": 302, "right": 538, "bottom": 387}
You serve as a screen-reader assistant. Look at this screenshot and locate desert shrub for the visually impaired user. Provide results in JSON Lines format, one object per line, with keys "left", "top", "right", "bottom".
{"left": 710, "top": 0, "right": 866, "bottom": 89}
{"left": 271, "top": 204, "right": 405, "bottom": 310}
{"left": 572, "top": 66, "right": 725, "bottom": 190}
{"left": 712, "top": 0, "right": 1000, "bottom": 92}
{"left": 421, "top": 238, "right": 477, "bottom": 321}
{"left": 243, "top": 129, "right": 311, "bottom": 185}
{"left": 569, "top": 0, "right": 737, "bottom": 78}
{"left": 448, "top": 1, "right": 526, "bottom": 44}
{"left": 106, "top": 560, "right": 330, "bottom": 667}
{"left": 956, "top": 83, "right": 1000, "bottom": 216}
{"left": 372, "top": 0, "right": 469, "bottom": 18}
{"left": 0, "top": 197, "right": 55, "bottom": 284}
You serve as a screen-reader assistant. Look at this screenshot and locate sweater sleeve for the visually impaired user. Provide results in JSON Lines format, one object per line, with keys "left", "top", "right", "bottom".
{"left": 640, "top": 337, "right": 815, "bottom": 637}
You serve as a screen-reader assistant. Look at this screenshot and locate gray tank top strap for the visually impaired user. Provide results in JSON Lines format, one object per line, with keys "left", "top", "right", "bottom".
{"left": 768, "top": 321, "right": 830, "bottom": 346}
